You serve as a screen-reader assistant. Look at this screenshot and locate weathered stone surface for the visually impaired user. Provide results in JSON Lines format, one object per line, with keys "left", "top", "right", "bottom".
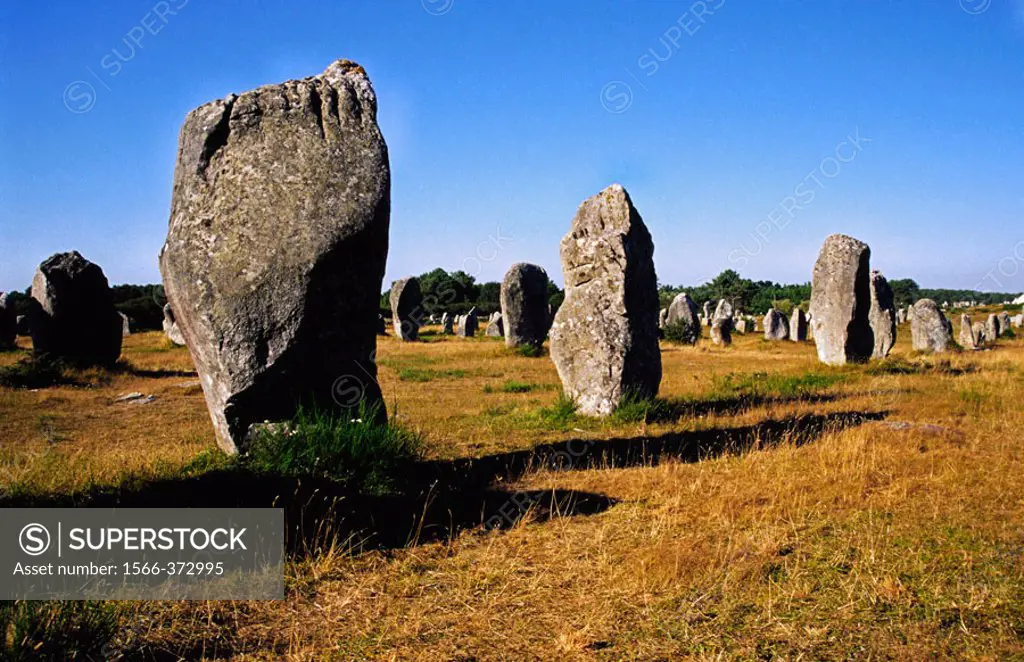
{"left": 162, "top": 304, "right": 187, "bottom": 346}
{"left": 549, "top": 184, "right": 661, "bottom": 416}
{"left": 1012, "top": 314, "right": 1023, "bottom": 328}
{"left": 457, "top": 310, "right": 478, "bottom": 338}
{"left": 998, "top": 312, "right": 1012, "bottom": 337}
{"left": 119, "top": 312, "right": 132, "bottom": 336}
{"left": 441, "top": 312, "right": 454, "bottom": 335}
{"left": 710, "top": 300, "right": 733, "bottom": 346}
{"left": 486, "top": 312, "right": 504, "bottom": 337}
{"left": 959, "top": 314, "right": 979, "bottom": 350}
{"left": 911, "top": 299, "right": 954, "bottom": 352}
{"left": 790, "top": 308, "right": 808, "bottom": 341}
{"left": 868, "top": 270, "right": 896, "bottom": 359}
{"left": 158, "top": 59, "right": 390, "bottom": 453}
{"left": 702, "top": 301, "right": 711, "bottom": 325}
{"left": 28, "top": 251, "right": 122, "bottom": 365}
{"left": 896, "top": 307, "right": 907, "bottom": 325}
{"left": 907, "top": 304, "right": 915, "bottom": 321}
{"left": 973, "top": 321, "right": 987, "bottom": 344}
{"left": 666, "top": 292, "right": 700, "bottom": 344}
{"left": 985, "top": 314, "right": 1000, "bottom": 342}
{"left": 808, "top": 234, "right": 873, "bottom": 365}
{"left": 659, "top": 308, "right": 668, "bottom": 329}
{"left": 501, "top": 263, "right": 550, "bottom": 348}
{"left": 0, "top": 293, "right": 15, "bottom": 348}
{"left": 390, "top": 277, "right": 422, "bottom": 341}
{"left": 735, "top": 318, "right": 748, "bottom": 334}
{"left": 763, "top": 308, "right": 789, "bottom": 341}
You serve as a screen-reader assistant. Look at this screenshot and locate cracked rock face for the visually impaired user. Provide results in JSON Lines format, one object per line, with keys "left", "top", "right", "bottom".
{"left": 868, "top": 270, "right": 896, "bottom": 359}
{"left": 549, "top": 184, "right": 661, "bottom": 416}
{"left": 390, "top": 277, "right": 422, "bottom": 341}
{"left": 808, "top": 234, "right": 873, "bottom": 365}
{"left": 159, "top": 59, "right": 390, "bottom": 453}
{"left": 501, "top": 263, "right": 550, "bottom": 349}
{"left": 911, "top": 299, "right": 953, "bottom": 352}
{"left": 667, "top": 292, "right": 700, "bottom": 344}
{"left": 28, "top": 251, "right": 123, "bottom": 366}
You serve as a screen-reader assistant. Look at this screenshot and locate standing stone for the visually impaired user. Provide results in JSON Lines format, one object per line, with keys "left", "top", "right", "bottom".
{"left": 972, "top": 321, "right": 987, "bottom": 344}
{"left": 0, "top": 293, "right": 15, "bottom": 349}
{"left": 911, "top": 299, "right": 954, "bottom": 353}
{"left": 162, "top": 304, "right": 187, "bottom": 346}
{"left": 16, "top": 315, "right": 30, "bottom": 337}
{"left": 390, "top": 277, "right": 422, "bottom": 341}
{"left": 1013, "top": 314, "right": 1023, "bottom": 328}
{"left": 159, "top": 60, "right": 390, "bottom": 453}
{"left": 441, "top": 312, "right": 454, "bottom": 335}
{"left": 790, "top": 308, "right": 808, "bottom": 342}
{"left": 710, "top": 300, "right": 733, "bottom": 346}
{"left": 659, "top": 308, "right": 668, "bottom": 329}
{"left": 907, "top": 305, "right": 915, "bottom": 321}
{"left": 998, "top": 312, "right": 1012, "bottom": 337}
{"left": 702, "top": 301, "right": 711, "bottom": 326}
{"left": 959, "top": 314, "right": 979, "bottom": 350}
{"left": 985, "top": 314, "right": 1000, "bottom": 342}
{"left": 666, "top": 292, "right": 701, "bottom": 344}
{"left": 486, "top": 312, "right": 504, "bottom": 338}
{"left": 896, "top": 307, "right": 907, "bottom": 325}
{"left": 808, "top": 234, "right": 873, "bottom": 365}
{"left": 549, "top": 184, "right": 661, "bottom": 416}
{"left": 501, "top": 263, "right": 550, "bottom": 349}
{"left": 868, "top": 270, "right": 897, "bottom": 359}
{"left": 458, "top": 310, "right": 478, "bottom": 338}
{"left": 763, "top": 308, "right": 789, "bottom": 341}
{"left": 27, "top": 251, "right": 122, "bottom": 366}
{"left": 735, "top": 318, "right": 748, "bottom": 334}
{"left": 119, "top": 312, "right": 132, "bottom": 336}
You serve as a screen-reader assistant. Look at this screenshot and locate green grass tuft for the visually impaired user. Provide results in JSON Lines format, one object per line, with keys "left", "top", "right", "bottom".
{"left": 511, "top": 344, "right": 546, "bottom": 358}
{"left": 0, "top": 601, "right": 119, "bottom": 660}
{"left": 484, "top": 380, "right": 542, "bottom": 394}
{"left": 244, "top": 402, "right": 424, "bottom": 495}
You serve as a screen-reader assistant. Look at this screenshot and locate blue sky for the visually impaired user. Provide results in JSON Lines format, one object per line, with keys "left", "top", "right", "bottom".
{"left": 1, "top": 0, "right": 1023, "bottom": 295}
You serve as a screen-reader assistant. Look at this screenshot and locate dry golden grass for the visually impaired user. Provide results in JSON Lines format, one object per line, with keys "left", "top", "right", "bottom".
{"left": 2, "top": 318, "right": 1024, "bottom": 659}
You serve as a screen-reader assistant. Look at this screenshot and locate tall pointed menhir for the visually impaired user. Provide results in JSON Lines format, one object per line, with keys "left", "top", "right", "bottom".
{"left": 808, "top": 234, "right": 873, "bottom": 365}
{"left": 549, "top": 184, "right": 661, "bottom": 416}
{"left": 159, "top": 60, "right": 391, "bottom": 453}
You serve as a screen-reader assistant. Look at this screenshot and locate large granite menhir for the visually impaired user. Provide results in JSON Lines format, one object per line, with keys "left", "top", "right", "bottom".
{"left": 28, "top": 251, "right": 122, "bottom": 366}
{"left": 549, "top": 184, "right": 661, "bottom": 416}
{"left": 808, "top": 234, "right": 873, "bottom": 365}
{"left": 911, "top": 299, "right": 954, "bottom": 353}
{"left": 666, "top": 292, "right": 700, "bottom": 344}
{"left": 869, "top": 270, "right": 896, "bottom": 359}
{"left": 159, "top": 59, "right": 391, "bottom": 453}
{"left": 390, "top": 277, "right": 422, "bottom": 341}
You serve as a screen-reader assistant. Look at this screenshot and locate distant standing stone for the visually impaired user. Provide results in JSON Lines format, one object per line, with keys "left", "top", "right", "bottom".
{"left": 710, "top": 299, "right": 733, "bottom": 346}
{"left": 119, "top": 312, "right": 132, "bottom": 336}
{"left": 441, "top": 312, "right": 454, "bottom": 335}
{"left": 162, "top": 304, "right": 187, "bottom": 346}
{"left": 458, "top": 310, "right": 478, "bottom": 338}
{"left": 985, "top": 314, "right": 1000, "bottom": 342}
{"left": 735, "top": 318, "right": 748, "bottom": 334}
{"left": 808, "top": 234, "right": 873, "bottom": 365}
{"left": 486, "top": 312, "right": 504, "bottom": 338}
{"left": 666, "top": 292, "right": 701, "bottom": 344}
{"left": 896, "top": 307, "right": 907, "bottom": 325}
{"left": 790, "top": 308, "right": 808, "bottom": 342}
{"left": 998, "top": 311, "right": 1012, "bottom": 337}
{"left": 501, "top": 263, "right": 551, "bottom": 349}
{"left": 0, "top": 293, "right": 15, "bottom": 348}
{"left": 659, "top": 308, "right": 668, "bottom": 329}
{"left": 972, "top": 321, "right": 987, "bottom": 344}
{"left": 959, "top": 314, "right": 979, "bottom": 350}
{"left": 763, "top": 308, "right": 789, "bottom": 341}
{"left": 390, "top": 277, "right": 422, "bottom": 341}
{"left": 911, "top": 299, "right": 954, "bottom": 352}
{"left": 549, "top": 184, "right": 661, "bottom": 416}
{"left": 27, "top": 251, "right": 123, "bottom": 365}
{"left": 868, "top": 270, "right": 896, "bottom": 359}
{"left": 702, "top": 300, "right": 711, "bottom": 326}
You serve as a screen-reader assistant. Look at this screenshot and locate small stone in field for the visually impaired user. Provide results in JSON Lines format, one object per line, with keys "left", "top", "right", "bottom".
{"left": 911, "top": 299, "right": 954, "bottom": 352}
{"left": 959, "top": 314, "right": 979, "bottom": 350}
{"left": 390, "top": 277, "right": 422, "bottom": 341}
{"left": 763, "top": 308, "right": 789, "bottom": 341}
{"left": 790, "top": 308, "right": 808, "bottom": 341}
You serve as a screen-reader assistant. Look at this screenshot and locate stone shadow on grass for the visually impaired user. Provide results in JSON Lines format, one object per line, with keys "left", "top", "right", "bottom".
{"left": 1, "top": 411, "right": 884, "bottom": 556}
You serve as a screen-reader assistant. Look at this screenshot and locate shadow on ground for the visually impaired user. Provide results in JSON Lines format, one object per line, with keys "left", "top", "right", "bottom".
{"left": 1, "top": 411, "right": 885, "bottom": 555}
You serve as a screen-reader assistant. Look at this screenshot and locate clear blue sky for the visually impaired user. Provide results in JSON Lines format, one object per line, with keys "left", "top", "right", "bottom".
{"left": 2, "top": 1, "right": 1023, "bottom": 295}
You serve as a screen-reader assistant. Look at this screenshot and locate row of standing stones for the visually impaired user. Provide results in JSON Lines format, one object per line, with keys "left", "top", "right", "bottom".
{"left": 2, "top": 60, "right": 1016, "bottom": 453}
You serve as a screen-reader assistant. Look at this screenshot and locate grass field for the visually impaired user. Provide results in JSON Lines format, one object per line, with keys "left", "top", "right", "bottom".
{"left": 2, "top": 312, "right": 1023, "bottom": 660}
